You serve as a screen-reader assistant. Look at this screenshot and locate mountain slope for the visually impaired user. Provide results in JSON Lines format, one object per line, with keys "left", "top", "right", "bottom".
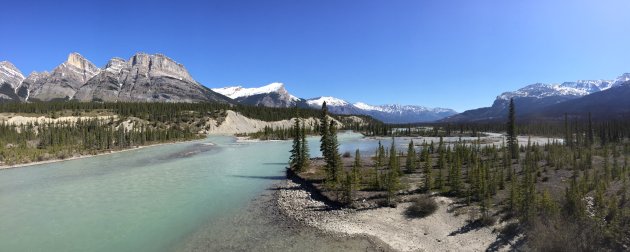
{"left": 211, "top": 81, "right": 457, "bottom": 123}
{"left": 1, "top": 52, "right": 232, "bottom": 103}
{"left": 74, "top": 53, "right": 231, "bottom": 102}
{"left": 305, "top": 97, "right": 457, "bottom": 123}
{"left": 525, "top": 81, "right": 630, "bottom": 120}
{"left": 25, "top": 53, "right": 101, "bottom": 101}
{"left": 212, "top": 83, "right": 305, "bottom": 107}
{"left": 353, "top": 103, "right": 457, "bottom": 123}
{"left": 442, "top": 75, "right": 625, "bottom": 122}
{"left": 0, "top": 61, "right": 25, "bottom": 101}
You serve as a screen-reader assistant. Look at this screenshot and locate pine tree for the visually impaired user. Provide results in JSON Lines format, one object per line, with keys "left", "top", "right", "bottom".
{"left": 319, "top": 101, "right": 330, "bottom": 161}
{"left": 424, "top": 151, "right": 433, "bottom": 191}
{"left": 509, "top": 168, "right": 519, "bottom": 213}
{"left": 506, "top": 98, "right": 518, "bottom": 158}
{"left": 300, "top": 121, "right": 310, "bottom": 171}
{"left": 343, "top": 171, "right": 354, "bottom": 206}
{"left": 385, "top": 165, "right": 400, "bottom": 207}
{"left": 325, "top": 121, "right": 342, "bottom": 183}
{"left": 436, "top": 141, "right": 446, "bottom": 191}
{"left": 406, "top": 140, "right": 417, "bottom": 173}
{"left": 352, "top": 149, "right": 361, "bottom": 187}
{"left": 289, "top": 116, "right": 302, "bottom": 170}
{"left": 389, "top": 138, "right": 400, "bottom": 174}
{"left": 564, "top": 113, "right": 572, "bottom": 148}
{"left": 587, "top": 113, "right": 594, "bottom": 147}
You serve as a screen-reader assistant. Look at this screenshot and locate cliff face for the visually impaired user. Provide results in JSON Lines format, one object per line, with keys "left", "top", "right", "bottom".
{"left": 1, "top": 52, "right": 232, "bottom": 103}
{"left": 24, "top": 53, "right": 100, "bottom": 101}
{"left": 73, "top": 53, "right": 231, "bottom": 103}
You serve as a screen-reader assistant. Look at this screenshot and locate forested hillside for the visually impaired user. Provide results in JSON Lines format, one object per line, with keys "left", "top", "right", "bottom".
{"left": 0, "top": 101, "right": 384, "bottom": 166}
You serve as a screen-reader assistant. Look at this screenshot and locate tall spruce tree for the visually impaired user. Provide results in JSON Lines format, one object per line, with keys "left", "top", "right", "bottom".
{"left": 326, "top": 121, "right": 342, "bottom": 183}
{"left": 406, "top": 140, "right": 417, "bottom": 173}
{"left": 506, "top": 98, "right": 518, "bottom": 158}
{"left": 300, "top": 121, "right": 310, "bottom": 171}
{"left": 389, "top": 138, "right": 400, "bottom": 174}
{"left": 319, "top": 101, "right": 330, "bottom": 161}
{"left": 289, "top": 116, "right": 302, "bottom": 170}
{"left": 424, "top": 150, "right": 433, "bottom": 191}
{"left": 352, "top": 149, "right": 362, "bottom": 187}
{"left": 588, "top": 112, "right": 594, "bottom": 147}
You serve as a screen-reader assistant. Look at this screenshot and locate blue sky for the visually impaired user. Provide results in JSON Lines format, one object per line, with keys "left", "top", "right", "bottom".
{"left": 1, "top": 0, "right": 629, "bottom": 111}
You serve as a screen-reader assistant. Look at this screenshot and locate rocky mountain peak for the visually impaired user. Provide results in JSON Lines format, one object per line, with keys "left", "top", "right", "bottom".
{"left": 57, "top": 52, "right": 100, "bottom": 82}
{"left": 105, "top": 57, "right": 127, "bottom": 73}
{"left": 25, "top": 71, "right": 50, "bottom": 81}
{"left": 129, "top": 52, "right": 194, "bottom": 83}
{"left": 613, "top": 73, "right": 630, "bottom": 86}
{"left": 0, "top": 61, "right": 25, "bottom": 89}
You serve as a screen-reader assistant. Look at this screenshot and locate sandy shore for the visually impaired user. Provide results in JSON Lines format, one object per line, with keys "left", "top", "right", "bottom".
{"left": 276, "top": 178, "right": 517, "bottom": 252}
{"left": 0, "top": 139, "right": 200, "bottom": 170}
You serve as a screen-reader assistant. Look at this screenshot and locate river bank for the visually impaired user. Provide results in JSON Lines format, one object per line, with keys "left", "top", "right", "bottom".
{"left": 276, "top": 174, "right": 518, "bottom": 252}
{"left": 176, "top": 179, "right": 393, "bottom": 252}
{"left": 0, "top": 138, "right": 203, "bottom": 170}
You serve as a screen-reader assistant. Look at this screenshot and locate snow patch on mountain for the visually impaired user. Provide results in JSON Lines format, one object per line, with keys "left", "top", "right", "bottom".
{"left": 212, "top": 82, "right": 298, "bottom": 100}
{"left": 306, "top": 96, "right": 350, "bottom": 107}
{"left": 498, "top": 80, "right": 614, "bottom": 100}
{"left": 354, "top": 103, "right": 455, "bottom": 114}
{"left": 353, "top": 102, "right": 383, "bottom": 111}
{"left": 613, "top": 73, "right": 630, "bottom": 86}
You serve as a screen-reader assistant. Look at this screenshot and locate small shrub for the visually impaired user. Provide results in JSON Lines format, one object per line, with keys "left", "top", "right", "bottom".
{"left": 500, "top": 222, "right": 520, "bottom": 239}
{"left": 405, "top": 195, "right": 438, "bottom": 218}
{"left": 377, "top": 199, "right": 397, "bottom": 208}
{"left": 479, "top": 215, "right": 496, "bottom": 226}
{"left": 342, "top": 151, "right": 352, "bottom": 158}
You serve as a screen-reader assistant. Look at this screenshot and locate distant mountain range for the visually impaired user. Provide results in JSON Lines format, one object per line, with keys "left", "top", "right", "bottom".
{"left": 211, "top": 84, "right": 458, "bottom": 123}
{"left": 4, "top": 52, "right": 629, "bottom": 123}
{"left": 441, "top": 74, "right": 630, "bottom": 122}
{"left": 0, "top": 53, "right": 454, "bottom": 123}
{"left": 0, "top": 53, "right": 231, "bottom": 103}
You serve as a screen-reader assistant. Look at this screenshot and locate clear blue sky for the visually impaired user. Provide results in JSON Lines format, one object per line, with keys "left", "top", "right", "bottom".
{"left": 1, "top": 0, "right": 629, "bottom": 111}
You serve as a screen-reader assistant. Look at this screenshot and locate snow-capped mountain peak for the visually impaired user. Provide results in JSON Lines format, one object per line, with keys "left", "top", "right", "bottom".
{"left": 212, "top": 82, "right": 298, "bottom": 100}
{"left": 353, "top": 103, "right": 455, "bottom": 114}
{"left": 498, "top": 79, "right": 614, "bottom": 100}
{"left": 353, "top": 102, "right": 383, "bottom": 111}
{"left": 613, "top": 73, "right": 630, "bottom": 86}
{"left": 306, "top": 96, "right": 349, "bottom": 107}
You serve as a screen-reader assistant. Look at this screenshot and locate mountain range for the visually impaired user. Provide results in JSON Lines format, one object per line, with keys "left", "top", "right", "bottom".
{"left": 211, "top": 84, "right": 458, "bottom": 123}
{"left": 0, "top": 52, "right": 456, "bottom": 123}
{"left": 441, "top": 74, "right": 630, "bottom": 122}
{"left": 3, "top": 52, "right": 630, "bottom": 123}
{"left": 0, "top": 53, "right": 231, "bottom": 103}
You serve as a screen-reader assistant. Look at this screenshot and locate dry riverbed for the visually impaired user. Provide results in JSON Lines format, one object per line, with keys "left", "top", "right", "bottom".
{"left": 276, "top": 179, "right": 518, "bottom": 252}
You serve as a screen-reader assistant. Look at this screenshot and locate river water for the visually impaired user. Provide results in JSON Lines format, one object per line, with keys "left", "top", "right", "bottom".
{"left": 0, "top": 132, "right": 556, "bottom": 251}
{"left": 0, "top": 132, "right": 383, "bottom": 252}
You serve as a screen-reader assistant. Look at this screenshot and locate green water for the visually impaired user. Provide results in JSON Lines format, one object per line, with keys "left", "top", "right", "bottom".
{"left": 1, "top": 131, "right": 539, "bottom": 251}
{"left": 0, "top": 133, "right": 381, "bottom": 252}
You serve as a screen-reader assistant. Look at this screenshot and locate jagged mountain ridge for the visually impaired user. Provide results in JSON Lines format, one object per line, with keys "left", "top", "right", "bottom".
{"left": 0, "top": 61, "right": 25, "bottom": 101}
{"left": 213, "top": 84, "right": 458, "bottom": 123}
{"left": 524, "top": 81, "right": 630, "bottom": 120}
{"left": 211, "top": 83, "right": 307, "bottom": 108}
{"left": 442, "top": 73, "right": 630, "bottom": 122}
{"left": 0, "top": 53, "right": 232, "bottom": 103}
